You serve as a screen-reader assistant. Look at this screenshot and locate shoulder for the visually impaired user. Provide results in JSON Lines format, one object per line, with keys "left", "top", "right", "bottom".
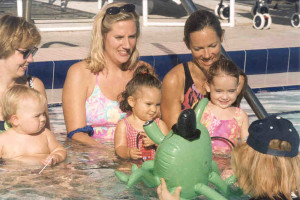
{"left": 65, "top": 61, "right": 91, "bottom": 83}
{"left": 162, "top": 63, "right": 185, "bottom": 87}
{"left": 67, "top": 60, "right": 90, "bottom": 75}
{"left": 117, "top": 118, "right": 127, "bottom": 128}
{"left": 42, "top": 128, "right": 57, "bottom": 140}
{"left": 236, "top": 107, "right": 248, "bottom": 117}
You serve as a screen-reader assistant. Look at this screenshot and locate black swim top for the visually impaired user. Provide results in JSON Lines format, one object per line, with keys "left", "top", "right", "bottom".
{"left": 181, "top": 62, "right": 204, "bottom": 111}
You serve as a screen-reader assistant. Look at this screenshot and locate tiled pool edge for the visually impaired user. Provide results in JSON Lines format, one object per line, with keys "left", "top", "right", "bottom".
{"left": 28, "top": 47, "right": 299, "bottom": 104}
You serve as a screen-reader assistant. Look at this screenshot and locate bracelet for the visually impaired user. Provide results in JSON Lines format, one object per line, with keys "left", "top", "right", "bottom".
{"left": 67, "top": 125, "right": 94, "bottom": 138}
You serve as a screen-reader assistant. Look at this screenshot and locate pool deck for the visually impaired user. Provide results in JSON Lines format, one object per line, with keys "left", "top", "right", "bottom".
{"left": 2, "top": 0, "right": 300, "bottom": 104}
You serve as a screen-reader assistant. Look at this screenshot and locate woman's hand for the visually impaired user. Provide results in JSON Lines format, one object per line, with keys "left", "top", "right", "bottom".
{"left": 129, "top": 148, "right": 142, "bottom": 160}
{"left": 157, "top": 178, "right": 181, "bottom": 200}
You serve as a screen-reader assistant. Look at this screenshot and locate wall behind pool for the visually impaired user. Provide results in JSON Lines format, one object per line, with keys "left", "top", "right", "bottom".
{"left": 27, "top": 47, "right": 300, "bottom": 92}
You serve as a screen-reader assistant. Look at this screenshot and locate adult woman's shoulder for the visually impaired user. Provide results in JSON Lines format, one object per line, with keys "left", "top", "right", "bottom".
{"left": 162, "top": 63, "right": 185, "bottom": 87}
{"left": 67, "top": 60, "right": 90, "bottom": 75}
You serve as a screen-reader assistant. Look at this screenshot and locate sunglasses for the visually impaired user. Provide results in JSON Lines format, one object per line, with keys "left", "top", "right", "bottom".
{"left": 105, "top": 4, "right": 135, "bottom": 16}
{"left": 16, "top": 47, "right": 38, "bottom": 59}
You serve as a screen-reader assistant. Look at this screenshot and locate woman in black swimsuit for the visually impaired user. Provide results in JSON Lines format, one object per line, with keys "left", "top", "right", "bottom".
{"left": 0, "top": 15, "right": 50, "bottom": 132}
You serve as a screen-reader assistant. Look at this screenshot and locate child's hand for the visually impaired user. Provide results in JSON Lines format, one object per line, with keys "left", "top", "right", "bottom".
{"left": 129, "top": 148, "right": 142, "bottom": 160}
{"left": 41, "top": 156, "right": 53, "bottom": 166}
{"left": 157, "top": 178, "right": 181, "bottom": 200}
{"left": 140, "top": 132, "right": 155, "bottom": 147}
{"left": 41, "top": 154, "right": 60, "bottom": 166}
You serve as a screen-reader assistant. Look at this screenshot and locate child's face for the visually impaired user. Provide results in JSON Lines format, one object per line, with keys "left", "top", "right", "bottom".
{"left": 131, "top": 86, "right": 161, "bottom": 121}
{"left": 206, "top": 74, "right": 238, "bottom": 109}
{"left": 15, "top": 98, "right": 46, "bottom": 134}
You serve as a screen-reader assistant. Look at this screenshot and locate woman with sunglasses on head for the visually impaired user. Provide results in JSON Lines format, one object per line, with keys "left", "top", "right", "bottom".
{"left": 0, "top": 15, "right": 50, "bottom": 133}
{"left": 161, "top": 10, "right": 246, "bottom": 130}
{"left": 63, "top": 2, "right": 153, "bottom": 146}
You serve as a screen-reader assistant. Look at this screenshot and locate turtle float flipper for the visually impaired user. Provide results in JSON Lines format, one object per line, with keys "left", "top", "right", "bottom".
{"left": 115, "top": 171, "right": 129, "bottom": 183}
{"left": 194, "top": 183, "right": 228, "bottom": 200}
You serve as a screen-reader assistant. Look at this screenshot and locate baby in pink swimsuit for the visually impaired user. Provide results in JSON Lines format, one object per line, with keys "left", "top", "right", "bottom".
{"left": 114, "top": 66, "right": 169, "bottom": 161}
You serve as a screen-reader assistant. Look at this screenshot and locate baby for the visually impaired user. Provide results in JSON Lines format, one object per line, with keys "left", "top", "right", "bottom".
{"left": 0, "top": 85, "right": 66, "bottom": 166}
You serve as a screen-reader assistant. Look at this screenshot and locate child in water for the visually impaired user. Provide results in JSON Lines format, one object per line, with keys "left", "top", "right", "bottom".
{"left": 114, "top": 66, "right": 169, "bottom": 161}
{"left": 0, "top": 85, "right": 67, "bottom": 166}
{"left": 201, "top": 57, "right": 249, "bottom": 155}
{"left": 232, "top": 115, "right": 300, "bottom": 200}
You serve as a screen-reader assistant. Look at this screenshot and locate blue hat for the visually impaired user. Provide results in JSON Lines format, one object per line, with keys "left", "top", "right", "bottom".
{"left": 247, "top": 115, "right": 299, "bottom": 157}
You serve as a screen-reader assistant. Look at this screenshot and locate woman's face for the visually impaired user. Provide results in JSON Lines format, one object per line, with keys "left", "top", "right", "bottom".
{"left": 2, "top": 48, "right": 34, "bottom": 79}
{"left": 104, "top": 20, "right": 137, "bottom": 67}
{"left": 189, "top": 27, "right": 222, "bottom": 71}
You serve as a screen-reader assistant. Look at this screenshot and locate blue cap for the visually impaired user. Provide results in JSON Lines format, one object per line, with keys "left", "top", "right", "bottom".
{"left": 247, "top": 115, "right": 299, "bottom": 157}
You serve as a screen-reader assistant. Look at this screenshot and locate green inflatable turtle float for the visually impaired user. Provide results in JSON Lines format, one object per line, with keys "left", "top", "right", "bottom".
{"left": 115, "top": 98, "right": 241, "bottom": 200}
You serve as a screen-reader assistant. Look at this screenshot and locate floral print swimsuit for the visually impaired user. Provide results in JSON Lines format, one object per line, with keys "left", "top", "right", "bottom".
{"left": 85, "top": 74, "right": 127, "bottom": 141}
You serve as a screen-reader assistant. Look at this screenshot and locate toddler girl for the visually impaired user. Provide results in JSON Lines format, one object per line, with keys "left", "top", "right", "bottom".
{"left": 114, "top": 66, "right": 169, "bottom": 161}
{"left": 201, "top": 57, "right": 249, "bottom": 155}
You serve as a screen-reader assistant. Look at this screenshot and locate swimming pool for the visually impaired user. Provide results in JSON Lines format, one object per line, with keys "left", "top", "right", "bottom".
{"left": 0, "top": 90, "right": 299, "bottom": 199}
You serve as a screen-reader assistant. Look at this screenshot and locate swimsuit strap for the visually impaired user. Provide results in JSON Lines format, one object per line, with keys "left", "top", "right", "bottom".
{"left": 95, "top": 73, "right": 98, "bottom": 85}
{"left": 183, "top": 62, "right": 194, "bottom": 94}
{"left": 26, "top": 75, "right": 34, "bottom": 88}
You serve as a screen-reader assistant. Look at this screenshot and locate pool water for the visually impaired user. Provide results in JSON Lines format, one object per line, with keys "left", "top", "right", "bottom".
{"left": 0, "top": 90, "right": 299, "bottom": 199}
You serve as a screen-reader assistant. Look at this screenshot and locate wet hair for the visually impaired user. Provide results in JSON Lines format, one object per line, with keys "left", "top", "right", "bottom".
{"left": 86, "top": 2, "right": 140, "bottom": 73}
{"left": 1, "top": 85, "right": 46, "bottom": 121}
{"left": 231, "top": 140, "right": 300, "bottom": 200}
{"left": 206, "top": 57, "right": 247, "bottom": 107}
{"left": 0, "top": 15, "right": 41, "bottom": 59}
{"left": 119, "top": 65, "right": 161, "bottom": 112}
{"left": 184, "top": 10, "right": 223, "bottom": 49}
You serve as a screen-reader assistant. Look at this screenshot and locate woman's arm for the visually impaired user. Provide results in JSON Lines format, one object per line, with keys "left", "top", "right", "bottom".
{"left": 114, "top": 120, "right": 142, "bottom": 159}
{"left": 31, "top": 77, "right": 51, "bottom": 130}
{"left": 62, "top": 62, "right": 99, "bottom": 146}
{"left": 158, "top": 119, "right": 170, "bottom": 136}
{"left": 161, "top": 65, "right": 184, "bottom": 130}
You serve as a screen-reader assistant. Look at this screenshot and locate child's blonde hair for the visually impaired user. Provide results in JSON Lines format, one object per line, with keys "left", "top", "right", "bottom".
{"left": 232, "top": 115, "right": 300, "bottom": 199}
{"left": 1, "top": 85, "right": 46, "bottom": 121}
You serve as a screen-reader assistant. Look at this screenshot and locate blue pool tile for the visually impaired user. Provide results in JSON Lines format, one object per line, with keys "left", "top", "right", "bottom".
{"left": 27, "top": 61, "right": 54, "bottom": 89}
{"left": 53, "top": 60, "right": 79, "bottom": 89}
{"left": 140, "top": 55, "right": 155, "bottom": 67}
{"left": 227, "top": 51, "right": 246, "bottom": 71}
{"left": 267, "top": 48, "right": 289, "bottom": 74}
{"left": 289, "top": 47, "right": 300, "bottom": 72}
{"left": 153, "top": 54, "right": 178, "bottom": 81}
{"left": 177, "top": 54, "right": 193, "bottom": 64}
{"left": 244, "top": 49, "right": 268, "bottom": 75}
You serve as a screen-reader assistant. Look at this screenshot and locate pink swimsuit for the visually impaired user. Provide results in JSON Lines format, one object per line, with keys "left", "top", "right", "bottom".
{"left": 123, "top": 117, "right": 160, "bottom": 161}
{"left": 86, "top": 74, "right": 127, "bottom": 141}
{"left": 200, "top": 105, "right": 243, "bottom": 154}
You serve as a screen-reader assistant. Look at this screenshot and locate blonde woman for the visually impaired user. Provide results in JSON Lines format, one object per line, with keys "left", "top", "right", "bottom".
{"left": 63, "top": 2, "right": 151, "bottom": 146}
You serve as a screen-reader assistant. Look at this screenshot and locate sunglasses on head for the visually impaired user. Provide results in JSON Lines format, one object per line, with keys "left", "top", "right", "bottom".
{"left": 105, "top": 4, "right": 135, "bottom": 15}
{"left": 16, "top": 47, "right": 38, "bottom": 59}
